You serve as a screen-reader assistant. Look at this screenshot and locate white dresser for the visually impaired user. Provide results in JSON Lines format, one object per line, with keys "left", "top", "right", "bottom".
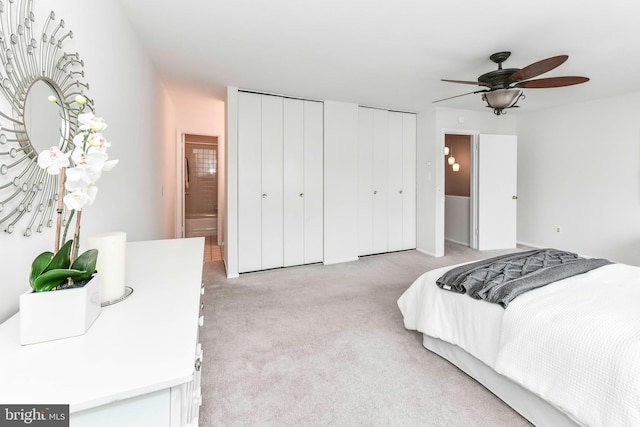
{"left": 0, "top": 237, "right": 206, "bottom": 427}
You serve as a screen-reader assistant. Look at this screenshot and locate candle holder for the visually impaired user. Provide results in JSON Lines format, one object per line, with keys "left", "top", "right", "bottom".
{"left": 101, "top": 286, "right": 134, "bottom": 307}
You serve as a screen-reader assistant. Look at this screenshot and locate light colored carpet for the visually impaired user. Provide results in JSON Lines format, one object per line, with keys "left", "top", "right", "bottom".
{"left": 198, "top": 243, "right": 533, "bottom": 426}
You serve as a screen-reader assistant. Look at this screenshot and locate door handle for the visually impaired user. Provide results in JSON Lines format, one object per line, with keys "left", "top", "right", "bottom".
{"left": 373, "top": 190, "right": 377, "bottom": 195}
{"left": 512, "top": 195, "right": 518, "bottom": 200}
{"left": 299, "top": 193, "right": 304, "bottom": 198}
{"left": 262, "top": 193, "right": 267, "bottom": 198}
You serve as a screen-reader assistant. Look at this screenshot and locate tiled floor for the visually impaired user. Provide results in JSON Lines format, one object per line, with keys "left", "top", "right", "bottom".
{"left": 204, "top": 235, "right": 223, "bottom": 262}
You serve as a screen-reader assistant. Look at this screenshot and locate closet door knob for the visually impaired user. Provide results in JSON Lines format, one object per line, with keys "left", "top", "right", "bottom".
{"left": 373, "top": 190, "right": 377, "bottom": 195}
{"left": 299, "top": 193, "right": 304, "bottom": 198}
{"left": 399, "top": 190, "right": 403, "bottom": 194}
{"left": 262, "top": 193, "right": 267, "bottom": 198}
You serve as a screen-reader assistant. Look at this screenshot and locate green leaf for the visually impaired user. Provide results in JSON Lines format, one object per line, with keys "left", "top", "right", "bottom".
{"left": 42, "top": 240, "right": 74, "bottom": 273}
{"left": 32, "top": 268, "right": 93, "bottom": 292}
{"left": 71, "top": 249, "right": 98, "bottom": 275}
{"left": 29, "top": 251, "right": 54, "bottom": 289}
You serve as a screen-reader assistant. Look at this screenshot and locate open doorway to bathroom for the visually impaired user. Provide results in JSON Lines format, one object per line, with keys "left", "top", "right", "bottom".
{"left": 183, "top": 133, "right": 222, "bottom": 261}
{"left": 444, "top": 133, "right": 473, "bottom": 247}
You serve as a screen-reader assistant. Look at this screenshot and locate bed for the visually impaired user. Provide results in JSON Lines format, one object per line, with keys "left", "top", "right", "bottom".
{"left": 397, "top": 250, "right": 640, "bottom": 427}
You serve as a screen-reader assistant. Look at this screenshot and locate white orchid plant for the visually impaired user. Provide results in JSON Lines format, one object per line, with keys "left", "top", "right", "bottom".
{"left": 29, "top": 95, "right": 118, "bottom": 292}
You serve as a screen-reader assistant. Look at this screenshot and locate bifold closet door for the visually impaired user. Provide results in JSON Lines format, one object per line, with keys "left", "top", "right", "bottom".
{"left": 357, "top": 107, "right": 374, "bottom": 256}
{"left": 401, "top": 113, "right": 417, "bottom": 249}
{"left": 238, "top": 92, "right": 284, "bottom": 273}
{"left": 283, "top": 99, "right": 305, "bottom": 267}
{"left": 387, "top": 112, "right": 404, "bottom": 252}
{"left": 238, "top": 92, "right": 262, "bottom": 273}
{"left": 283, "top": 99, "right": 323, "bottom": 267}
{"left": 260, "top": 95, "right": 284, "bottom": 270}
{"left": 358, "top": 108, "right": 416, "bottom": 256}
{"left": 386, "top": 111, "right": 416, "bottom": 251}
{"left": 372, "top": 109, "right": 389, "bottom": 254}
{"left": 302, "top": 101, "right": 324, "bottom": 264}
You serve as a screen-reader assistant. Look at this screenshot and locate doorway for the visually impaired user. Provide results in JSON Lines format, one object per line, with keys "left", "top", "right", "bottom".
{"left": 180, "top": 133, "right": 223, "bottom": 262}
{"left": 444, "top": 134, "right": 473, "bottom": 247}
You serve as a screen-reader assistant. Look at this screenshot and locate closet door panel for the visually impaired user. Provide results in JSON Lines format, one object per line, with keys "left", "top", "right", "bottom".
{"left": 238, "top": 92, "right": 262, "bottom": 273}
{"left": 402, "top": 113, "right": 417, "bottom": 249}
{"left": 303, "top": 100, "right": 324, "bottom": 264}
{"left": 387, "top": 112, "right": 404, "bottom": 252}
{"left": 372, "top": 109, "right": 389, "bottom": 254}
{"left": 261, "top": 95, "right": 284, "bottom": 270}
{"left": 283, "top": 98, "right": 304, "bottom": 267}
{"left": 357, "top": 107, "right": 374, "bottom": 256}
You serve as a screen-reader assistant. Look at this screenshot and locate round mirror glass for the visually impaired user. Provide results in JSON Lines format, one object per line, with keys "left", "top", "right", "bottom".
{"left": 23, "top": 79, "right": 66, "bottom": 158}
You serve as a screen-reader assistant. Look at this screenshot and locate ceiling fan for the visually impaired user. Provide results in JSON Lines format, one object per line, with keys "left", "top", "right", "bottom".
{"left": 434, "top": 51, "right": 589, "bottom": 115}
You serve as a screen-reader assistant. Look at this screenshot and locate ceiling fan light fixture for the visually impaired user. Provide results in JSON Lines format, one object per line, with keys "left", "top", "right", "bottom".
{"left": 482, "top": 89, "right": 522, "bottom": 108}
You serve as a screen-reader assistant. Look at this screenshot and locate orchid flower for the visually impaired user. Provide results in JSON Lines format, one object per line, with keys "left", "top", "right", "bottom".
{"left": 37, "top": 146, "right": 70, "bottom": 175}
{"left": 63, "top": 185, "right": 98, "bottom": 211}
{"left": 78, "top": 112, "right": 107, "bottom": 132}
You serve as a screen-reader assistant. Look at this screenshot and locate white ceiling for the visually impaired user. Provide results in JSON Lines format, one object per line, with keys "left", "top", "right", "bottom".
{"left": 117, "top": 0, "right": 640, "bottom": 114}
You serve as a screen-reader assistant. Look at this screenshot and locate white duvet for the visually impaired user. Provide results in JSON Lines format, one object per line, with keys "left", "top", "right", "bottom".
{"left": 398, "top": 262, "right": 640, "bottom": 427}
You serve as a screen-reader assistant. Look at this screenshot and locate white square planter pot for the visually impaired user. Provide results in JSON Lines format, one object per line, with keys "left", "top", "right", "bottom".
{"left": 19, "top": 274, "right": 102, "bottom": 345}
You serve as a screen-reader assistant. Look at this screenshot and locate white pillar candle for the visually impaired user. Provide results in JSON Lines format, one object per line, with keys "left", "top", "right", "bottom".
{"left": 86, "top": 232, "right": 127, "bottom": 303}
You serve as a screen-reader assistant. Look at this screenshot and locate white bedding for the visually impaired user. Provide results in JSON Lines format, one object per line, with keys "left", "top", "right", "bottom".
{"left": 397, "top": 264, "right": 504, "bottom": 368}
{"left": 398, "top": 261, "right": 640, "bottom": 427}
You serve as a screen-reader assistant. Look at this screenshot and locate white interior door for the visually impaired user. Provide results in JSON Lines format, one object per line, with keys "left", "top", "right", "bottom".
{"left": 303, "top": 100, "right": 324, "bottom": 264}
{"left": 238, "top": 92, "right": 262, "bottom": 273}
{"left": 357, "top": 107, "right": 374, "bottom": 256}
{"left": 402, "top": 113, "right": 417, "bottom": 249}
{"left": 387, "top": 112, "right": 403, "bottom": 252}
{"left": 283, "top": 98, "right": 304, "bottom": 267}
{"left": 477, "top": 134, "right": 517, "bottom": 250}
{"left": 372, "top": 109, "right": 389, "bottom": 254}
{"left": 260, "top": 95, "right": 284, "bottom": 269}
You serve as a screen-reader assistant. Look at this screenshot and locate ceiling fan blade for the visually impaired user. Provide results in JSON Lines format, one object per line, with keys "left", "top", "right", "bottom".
{"left": 441, "top": 79, "right": 489, "bottom": 86}
{"left": 509, "top": 55, "right": 569, "bottom": 82}
{"left": 433, "top": 90, "right": 487, "bottom": 103}
{"left": 514, "top": 76, "right": 590, "bottom": 88}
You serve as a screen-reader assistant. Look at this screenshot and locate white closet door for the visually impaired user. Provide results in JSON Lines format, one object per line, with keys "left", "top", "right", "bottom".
{"left": 261, "top": 95, "right": 284, "bottom": 270}
{"left": 357, "top": 107, "right": 374, "bottom": 256}
{"left": 283, "top": 98, "right": 304, "bottom": 267}
{"left": 303, "top": 100, "right": 324, "bottom": 264}
{"left": 387, "top": 112, "right": 404, "bottom": 252}
{"left": 238, "top": 92, "right": 262, "bottom": 273}
{"left": 402, "top": 113, "right": 417, "bottom": 249}
{"left": 372, "top": 109, "right": 389, "bottom": 254}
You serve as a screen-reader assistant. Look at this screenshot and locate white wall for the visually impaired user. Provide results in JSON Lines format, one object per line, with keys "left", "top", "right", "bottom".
{"left": 517, "top": 92, "right": 640, "bottom": 265}
{"left": 0, "top": 0, "right": 172, "bottom": 323}
{"left": 445, "top": 196, "right": 470, "bottom": 245}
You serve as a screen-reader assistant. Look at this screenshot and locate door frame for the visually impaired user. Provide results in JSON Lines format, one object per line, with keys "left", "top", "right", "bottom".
{"left": 175, "top": 129, "right": 220, "bottom": 240}
{"left": 440, "top": 128, "right": 480, "bottom": 253}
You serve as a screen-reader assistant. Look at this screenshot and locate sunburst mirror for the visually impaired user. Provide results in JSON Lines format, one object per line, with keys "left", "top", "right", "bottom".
{"left": 0, "top": 0, "right": 92, "bottom": 236}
